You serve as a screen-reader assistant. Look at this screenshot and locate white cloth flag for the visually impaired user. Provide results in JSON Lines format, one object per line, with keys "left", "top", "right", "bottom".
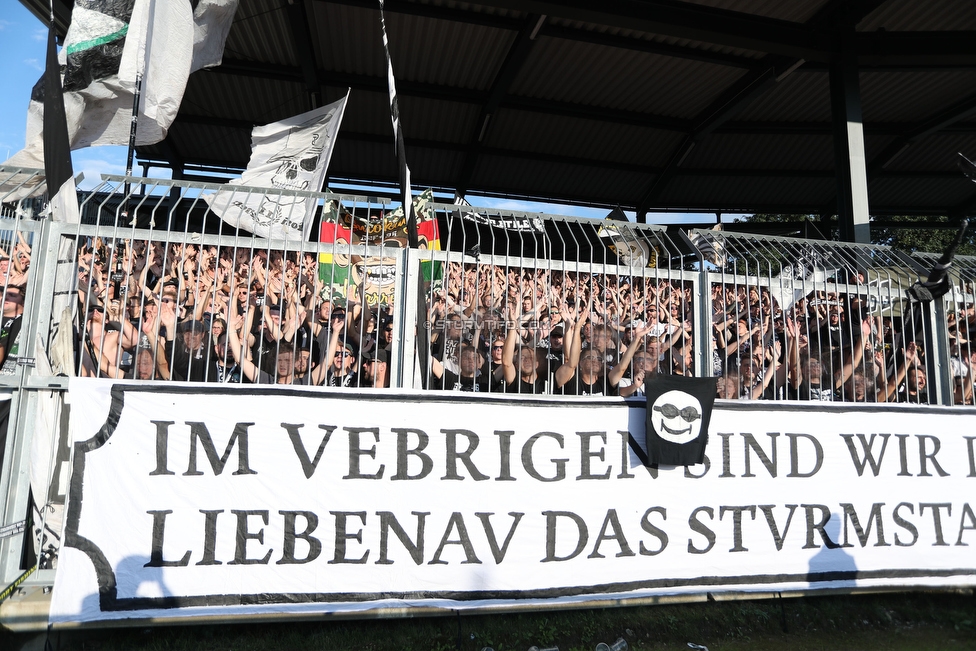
{"left": 118, "top": 0, "right": 194, "bottom": 136}
{"left": 206, "top": 94, "right": 349, "bottom": 241}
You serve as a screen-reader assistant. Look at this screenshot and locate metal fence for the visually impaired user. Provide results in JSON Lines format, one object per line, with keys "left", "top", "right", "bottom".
{"left": 0, "top": 168, "right": 973, "bottom": 623}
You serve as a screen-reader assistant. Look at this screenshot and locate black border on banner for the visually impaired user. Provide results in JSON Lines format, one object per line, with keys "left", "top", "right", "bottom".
{"left": 62, "top": 383, "right": 976, "bottom": 614}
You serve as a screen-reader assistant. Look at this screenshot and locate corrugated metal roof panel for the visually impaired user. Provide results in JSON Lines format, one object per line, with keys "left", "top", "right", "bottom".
{"left": 330, "top": 140, "right": 398, "bottom": 183}
{"left": 735, "top": 72, "right": 832, "bottom": 122}
{"left": 485, "top": 108, "right": 685, "bottom": 168}
{"left": 182, "top": 74, "right": 309, "bottom": 125}
{"left": 164, "top": 123, "right": 251, "bottom": 169}
{"left": 679, "top": 0, "right": 829, "bottom": 23}
{"left": 311, "top": 3, "right": 386, "bottom": 77}
{"left": 868, "top": 177, "right": 975, "bottom": 209}
{"left": 340, "top": 90, "right": 481, "bottom": 143}
{"left": 511, "top": 36, "right": 748, "bottom": 118}
{"left": 545, "top": 17, "right": 766, "bottom": 60}
{"left": 436, "top": 1, "right": 526, "bottom": 21}
{"left": 399, "top": 97, "right": 482, "bottom": 143}
{"left": 224, "top": 0, "right": 297, "bottom": 66}
{"left": 859, "top": 0, "right": 976, "bottom": 31}
{"left": 312, "top": 2, "right": 516, "bottom": 88}
{"left": 331, "top": 143, "right": 462, "bottom": 191}
{"left": 406, "top": 147, "right": 466, "bottom": 185}
{"left": 659, "top": 175, "right": 834, "bottom": 208}
{"left": 682, "top": 133, "right": 835, "bottom": 170}
{"left": 860, "top": 71, "right": 976, "bottom": 124}
{"left": 885, "top": 133, "right": 976, "bottom": 172}
{"left": 384, "top": 12, "right": 515, "bottom": 89}
{"left": 472, "top": 155, "right": 650, "bottom": 205}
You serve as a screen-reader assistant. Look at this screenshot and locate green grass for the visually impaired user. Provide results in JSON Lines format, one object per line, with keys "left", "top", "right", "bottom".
{"left": 4, "top": 592, "right": 975, "bottom": 651}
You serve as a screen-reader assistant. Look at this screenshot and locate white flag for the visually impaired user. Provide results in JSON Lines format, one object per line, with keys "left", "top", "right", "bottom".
{"left": 118, "top": 0, "right": 194, "bottom": 137}
{"left": 206, "top": 94, "right": 349, "bottom": 241}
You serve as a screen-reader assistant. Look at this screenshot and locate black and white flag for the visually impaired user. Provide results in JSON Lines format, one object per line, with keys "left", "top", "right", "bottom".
{"left": 42, "top": 16, "right": 79, "bottom": 224}
{"left": 453, "top": 194, "right": 545, "bottom": 233}
{"left": 643, "top": 375, "right": 717, "bottom": 466}
{"left": 598, "top": 208, "right": 653, "bottom": 267}
{"left": 2, "top": 0, "right": 238, "bottom": 199}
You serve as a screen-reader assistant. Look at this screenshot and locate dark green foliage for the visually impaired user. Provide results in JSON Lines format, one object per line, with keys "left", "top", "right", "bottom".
{"left": 743, "top": 213, "right": 976, "bottom": 256}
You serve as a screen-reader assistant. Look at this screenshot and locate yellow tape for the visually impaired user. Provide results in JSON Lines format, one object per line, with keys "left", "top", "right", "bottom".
{"left": 0, "top": 564, "right": 38, "bottom": 603}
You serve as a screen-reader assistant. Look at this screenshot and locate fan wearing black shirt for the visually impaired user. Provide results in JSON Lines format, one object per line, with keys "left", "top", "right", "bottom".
{"left": 501, "top": 316, "right": 547, "bottom": 394}
{"left": 555, "top": 307, "right": 651, "bottom": 396}
{"left": 431, "top": 342, "right": 499, "bottom": 392}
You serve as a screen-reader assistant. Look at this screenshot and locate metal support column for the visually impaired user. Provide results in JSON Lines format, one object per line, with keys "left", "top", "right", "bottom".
{"left": 829, "top": 22, "right": 871, "bottom": 244}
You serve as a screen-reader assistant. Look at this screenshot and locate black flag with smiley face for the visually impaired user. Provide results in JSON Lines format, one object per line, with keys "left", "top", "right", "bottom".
{"left": 643, "top": 375, "right": 718, "bottom": 466}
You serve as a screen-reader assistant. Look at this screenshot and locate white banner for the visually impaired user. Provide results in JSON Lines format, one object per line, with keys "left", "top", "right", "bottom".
{"left": 52, "top": 379, "right": 976, "bottom": 623}
{"left": 205, "top": 94, "right": 349, "bottom": 241}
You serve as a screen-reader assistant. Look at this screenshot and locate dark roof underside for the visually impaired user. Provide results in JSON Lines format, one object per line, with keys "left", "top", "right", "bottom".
{"left": 22, "top": 0, "right": 976, "bottom": 217}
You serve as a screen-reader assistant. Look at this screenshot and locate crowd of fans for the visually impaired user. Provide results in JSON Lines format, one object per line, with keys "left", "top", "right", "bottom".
{"left": 76, "top": 237, "right": 391, "bottom": 388}
{"left": 427, "top": 262, "right": 976, "bottom": 403}
{"left": 35, "top": 235, "right": 976, "bottom": 405}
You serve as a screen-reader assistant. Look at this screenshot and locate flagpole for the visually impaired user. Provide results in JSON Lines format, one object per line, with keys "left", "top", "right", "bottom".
{"left": 378, "top": 0, "right": 431, "bottom": 389}
{"left": 123, "top": 69, "right": 143, "bottom": 219}
{"left": 124, "top": 0, "right": 152, "bottom": 225}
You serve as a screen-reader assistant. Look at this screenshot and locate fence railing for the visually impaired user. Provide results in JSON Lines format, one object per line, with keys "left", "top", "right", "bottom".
{"left": 0, "top": 168, "right": 974, "bottom": 619}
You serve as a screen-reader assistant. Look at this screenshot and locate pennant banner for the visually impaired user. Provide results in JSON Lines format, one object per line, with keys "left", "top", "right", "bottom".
{"left": 51, "top": 380, "right": 976, "bottom": 624}
{"left": 206, "top": 94, "right": 349, "bottom": 241}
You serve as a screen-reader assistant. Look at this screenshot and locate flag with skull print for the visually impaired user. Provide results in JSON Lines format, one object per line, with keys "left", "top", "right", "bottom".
{"left": 643, "top": 375, "right": 718, "bottom": 466}
{"left": 206, "top": 92, "right": 349, "bottom": 240}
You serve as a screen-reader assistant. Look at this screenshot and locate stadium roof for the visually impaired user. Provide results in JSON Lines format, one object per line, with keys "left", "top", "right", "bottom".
{"left": 22, "top": 0, "right": 976, "bottom": 225}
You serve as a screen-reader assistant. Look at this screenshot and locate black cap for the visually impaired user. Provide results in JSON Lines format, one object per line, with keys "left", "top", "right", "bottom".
{"left": 340, "top": 339, "right": 359, "bottom": 356}
{"left": 366, "top": 349, "right": 389, "bottom": 364}
{"left": 179, "top": 320, "right": 206, "bottom": 333}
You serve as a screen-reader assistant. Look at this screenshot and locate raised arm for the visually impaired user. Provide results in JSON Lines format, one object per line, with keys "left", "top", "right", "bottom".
{"left": 227, "top": 308, "right": 260, "bottom": 383}
{"left": 554, "top": 303, "right": 588, "bottom": 388}
{"left": 610, "top": 324, "right": 653, "bottom": 386}
{"left": 501, "top": 302, "right": 520, "bottom": 385}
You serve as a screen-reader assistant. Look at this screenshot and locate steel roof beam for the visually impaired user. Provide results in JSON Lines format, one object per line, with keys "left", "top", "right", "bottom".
{"left": 858, "top": 32, "right": 976, "bottom": 67}
{"left": 869, "top": 91, "right": 976, "bottom": 173}
{"left": 819, "top": 92, "right": 976, "bottom": 218}
{"left": 470, "top": 0, "right": 833, "bottom": 61}
{"left": 537, "top": 23, "right": 759, "bottom": 69}
{"left": 18, "top": 0, "right": 72, "bottom": 37}
{"left": 283, "top": 0, "right": 324, "bottom": 109}
{"left": 635, "top": 61, "right": 783, "bottom": 218}
{"left": 317, "top": 0, "right": 524, "bottom": 31}
{"left": 209, "top": 59, "right": 692, "bottom": 131}
{"left": 455, "top": 14, "right": 547, "bottom": 198}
